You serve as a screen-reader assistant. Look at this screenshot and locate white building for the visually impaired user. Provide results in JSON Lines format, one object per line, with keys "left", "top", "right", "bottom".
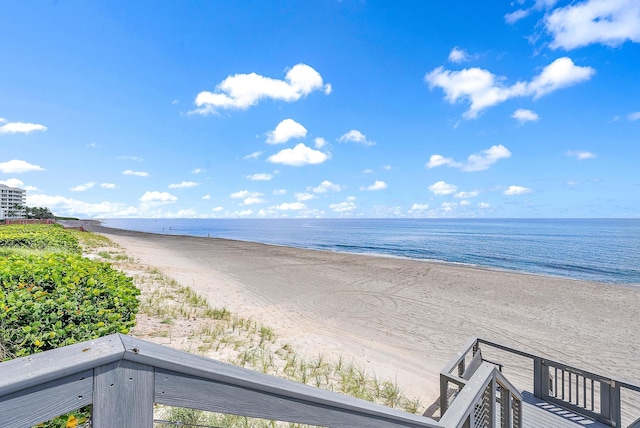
{"left": 0, "top": 184, "right": 26, "bottom": 219}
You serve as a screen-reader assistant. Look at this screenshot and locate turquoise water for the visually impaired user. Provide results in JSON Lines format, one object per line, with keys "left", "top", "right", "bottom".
{"left": 101, "top": 218, "right": 640, "bottom": 285}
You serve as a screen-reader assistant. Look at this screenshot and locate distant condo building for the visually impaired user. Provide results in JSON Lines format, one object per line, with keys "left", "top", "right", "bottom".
{"left": 0, "top": 184, "right": 26, "bottom": 219}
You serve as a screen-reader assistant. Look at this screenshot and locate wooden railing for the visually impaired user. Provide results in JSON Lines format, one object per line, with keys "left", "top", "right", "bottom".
{"left": 0, "top": 334, "right": 442, "bottom": 428}
{"left": 440, "top": 337, "right": 640, "bottom": 428}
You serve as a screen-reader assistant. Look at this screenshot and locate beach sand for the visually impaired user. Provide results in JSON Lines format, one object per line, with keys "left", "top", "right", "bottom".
{"left": 81, "top": 221, "right": 640, "bottom": 411}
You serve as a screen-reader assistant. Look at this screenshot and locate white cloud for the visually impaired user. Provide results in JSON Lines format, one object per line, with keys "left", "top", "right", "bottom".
{"left": 478, "top": 202, "right": 492, "bottom": 209}
{"left": 191, "top": 168, "right": 206, "bottom": 174}
{"left": 0, "top": 178, "right": 37, "bottom": 191}
{"left": 273, "top": 189, "right": 287, "bottom": 195}
{"left": 140, "top": 191, "right": 178, "bottom": 203}
{"left": 276, "top": 202, "right": 307, "bottom": 211}
{"left": 338, "top": 130, "right": 375, "bottom": 146}
{"left": 87, "top": 142, "right": 100, "bottom": 148}
{"left": 212, "top": 206, "right": 223, "bottom": 211}
{"left": 295, "top": 192, "right": 316, "bottom": 201}
{"left": 168, "top": 181, "right": 199, "bottom": 189}
{"left": 362, "top": 169, "right": 373, "bottom": 174}
{"left": 246, "top": 173, "right": 273, "bottom": 181}
{"left": 512, "top": 108, "right": 540, "bottom": 124}
{"left": 460, "top": 200, "right": 471, "bottom": 206}
{"left": 101, "top": 183, "right": 117, "bottom": 189}
{"left": 202, "top": 194, "right": 211, "bottom": 200}
{"left": 0, "top": 119, "right": 47, "bottom": 135}
{"left": 382, "top": 165, "right": 392, "bottom": 171}
{"left": 545, "top": 0, "right": 640, "bottom": 50}
{"left": 409, "top": 203, "right": 430, "bottom": 213}
{"left": 454, "top": 190, "right": 479, "bottom": 198}
{"left": 243, "top": 197, "right": 266, "bottom": 205}
{"left": 628, "top": 111, "right": 640, "bottom": 121}
{"left": 0, "top": 159, "right": 45, "bottom": 173}
{"left": 123, "top": 170, "right": 149, "bottom": 177}
{"left": 237, "top": 209, "right": 254, "bottom": 216}
{"left": 427, "top": 145, "right": 511, "bottom": 172}
{"left": 360, "top": 180, "right": 388, "bottom": 191}
{"left": 425, "top": 57, "right": 594, "bottom": 118}
{"left": 567, "top": 150, "right": 596, "bottom": 160}
{"left": 26, "top": 194, "right": 136, "bottom": 217}
{"left": 70, "top": 182, "right": 95, "bottom": 192}
{"left": 448, "top": 47, "right": 470, "bottom": 63}
{"left": 330, "top": 197, "right": 357, "bottom": 212}
{"left": 311, "top": 180, "right": 342, "bottom": 193}
{"left": 314, "top": 137, "right": 328, "bottom": 148}
{"left": 231, "top": 190, "right": 262, "bottom": 199}
{"left": 505, "top": 9, "right": 531, "bottom": 24}
{"left": 267, "top": 143, "right": 330, "bottom": 166}
{"left": 118, "top": 156, "right": 143, "bottom": 162}
{"left": 429, "top": 181, "right": 458, "bottom": 195}
{"left": 504, "top": 185, "right": 532, "bottom": 195}
{"left": 192, "top": 63, "right": 331, "bottom": 114}
{"left": 266, "top": 118, "right": 307, "bottom": 144}
{"left": 243, "top": 151, "right": 263, "bottom": 160}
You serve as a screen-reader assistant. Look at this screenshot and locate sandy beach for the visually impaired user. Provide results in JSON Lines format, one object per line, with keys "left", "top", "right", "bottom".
{"left": 81, "top": 221, "right": 640, "bottom": 409}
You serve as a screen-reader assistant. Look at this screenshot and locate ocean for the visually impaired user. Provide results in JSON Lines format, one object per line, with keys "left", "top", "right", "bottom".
{"left": 101, "top": 218, "right": 640, "bottom": 285}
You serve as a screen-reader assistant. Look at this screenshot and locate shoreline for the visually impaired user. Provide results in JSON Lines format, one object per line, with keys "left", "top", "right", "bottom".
{"left": 69, "top": 220, "right": 640, "bottom": 406}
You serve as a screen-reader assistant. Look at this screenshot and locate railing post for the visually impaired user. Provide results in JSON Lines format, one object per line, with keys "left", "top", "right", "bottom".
{"left": 533, "top": 357, "right": 542, "bottom": 399}
{"left": 609, "top": 381, "right": 621, "bottom": 428}
{"left": 440, "top": 375, "right": 449, "bottom": 415}
{"left": 92, "top": 360, "right": 155, "bottom": 427}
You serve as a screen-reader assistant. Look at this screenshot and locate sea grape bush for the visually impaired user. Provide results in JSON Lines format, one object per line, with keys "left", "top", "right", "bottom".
{"left": 0, "top": 253, "right": 140, "bottom": 359}
{"left": 0, "top": 224, "right": 80, "bottom": 254}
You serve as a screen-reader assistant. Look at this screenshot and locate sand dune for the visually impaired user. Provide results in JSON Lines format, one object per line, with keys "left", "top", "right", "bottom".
{"left": 81, "top": 221, "right": 640, "bottom": 408}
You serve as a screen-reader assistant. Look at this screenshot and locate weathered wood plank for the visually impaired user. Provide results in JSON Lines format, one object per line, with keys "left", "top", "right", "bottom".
{"left": 155, "top": 368, "right": 437, "bottom": 428}
{"left": 0, "top": 334, "right": 124, "bottom": 397}
{"left": 119, "top": 335, "right": 440, "bottom": 427}
{"left": 0, "top": 369, "right": 92, "bottom": 428}
{"left": 92, "top": 360, "right": 155, "bottom": 428}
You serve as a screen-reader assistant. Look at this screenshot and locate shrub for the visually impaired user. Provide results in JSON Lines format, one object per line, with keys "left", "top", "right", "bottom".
{"left": 0, "top": 253, "right": 140, "bottom": 358}
{"left": 0, "top": 224, "right": 80, "bottom": 254}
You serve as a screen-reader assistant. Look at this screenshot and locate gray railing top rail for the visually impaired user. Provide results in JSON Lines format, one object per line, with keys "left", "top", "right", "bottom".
{"left": 475, "top": 337, "right": 640, "bottom": 393}
{"left": 0, "top": 334, "right": 442, "bottom": 428}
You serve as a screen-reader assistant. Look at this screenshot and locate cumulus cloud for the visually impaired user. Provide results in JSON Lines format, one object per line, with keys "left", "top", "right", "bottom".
{"left": 0, "top": 178, "right": 37, "bottom": 192}
{"left": 243, "top": 151, "right": 263, "bottom": 160}
{"left": 70, "top": 182, "right": 95, "bottom": 192}
{"left": 429, "top": 181, "right": 458, "bottom": 195}
{"left": 628, "top": 111, "right": 640, "bottom": 121}
{"left": 236, "top": 209, "right": 254, "bottom": 216}
{"left": 231, "top": 190, "right": 262, "bottom": 199}
{"left": 314, "top": 137, "right": 328, "bottom": 148}
{"left": 448, "top": 47, "right": 470, "bottom": 63}
{"left": 504, "top": 185, "right": 532, "bottom": 195}
{"left": 212, "top": 206, "right": 223, "bottom": 211}
{"left": 295, "top": 192, "right": 316, "bottom": 201}
{"left": 0, "top": 159, "right": 45, "bottom": 173}
{"left": 425, "top": 57, "right": 594, "bottom": 118}
{"left": 0, "top": 119, "right": 47, "bottom": 135}
{"left": 123, "top": 170, "right": 149, "bottom": 177}
{"left": 246, "top": 173, "right": 273, "bottom": 181}
{"left": 27, "top": 194, "right": 136, "bottom": 217}
{"left": 330, "top": 196, "right": 357, "bottom": 212}
{"left": 140, "top": 191, "right": 178, "bottom": 203}
{"left": 426, "top": 145, "right": 511, "bottom": 172}
{"left": 545, "top": 0, "right": 640, "bottom": 50}
{"left": 273, "top": 189, "right": 287, "bottom": 195}
{"left": 168, "top": 181, "right": 199, "bottom": 189}
{"left": 243, "top": 197, "right": 266, "bottom": 205}
{"left": 478, "top": 202, "right": 492, "bottom": 209}
{"left": 512, "top": 108, "right": 540, "bottom": 124}
{"left": 360, "top": 180, "right": 388, "bottom": 191}
{"left": 192, "top": 64, "right": 331, "bottom": 114}
{"left": 276, "top": 202, "right": 307, "bottom": 211}
{"left": 101, "top": 183, "right": 117, "bottom": 189}
{"left": 338, "top": 130, "right": 375, "bottom": 146}
{"left": 202, "top": 194, "right": 211, "bottom": 200}
{"left": 409, "top": 203, "right": 430, "bottom": 213}
{"left": 567, "top": 150, "right": 596, "bottom": 159}
{"left": 191, "top": 168, "right": 206, "bottom": 174}
{"left": 311, "top": 180, "right": 342, "bottom": 193}
{"left": 267, "top": 143, "right": 330, "bottom": 166}
{"left": 266, "top": 119, "right": 307, "bottom": 144}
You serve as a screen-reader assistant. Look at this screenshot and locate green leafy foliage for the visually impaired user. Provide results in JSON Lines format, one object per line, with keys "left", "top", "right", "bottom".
{"left": 0, "top": 253, "right": 140, "bottom": 358}
{"left": 0, "top": 224, "right": 80, "bottom": 254}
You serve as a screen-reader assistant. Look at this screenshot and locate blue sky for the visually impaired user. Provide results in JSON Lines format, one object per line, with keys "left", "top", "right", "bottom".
{"left": 1, "top": 0, "right": 639, "bottom": 218}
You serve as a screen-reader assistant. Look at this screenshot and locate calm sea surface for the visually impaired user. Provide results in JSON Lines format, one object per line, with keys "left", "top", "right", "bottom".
{"left": 101, "top": 218, "right": 640, "bottom": 285}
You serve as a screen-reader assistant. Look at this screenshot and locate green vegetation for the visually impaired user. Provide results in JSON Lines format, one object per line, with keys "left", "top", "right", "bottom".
{"left": 0, "top": 224, "right": 80, "bottom": 254}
